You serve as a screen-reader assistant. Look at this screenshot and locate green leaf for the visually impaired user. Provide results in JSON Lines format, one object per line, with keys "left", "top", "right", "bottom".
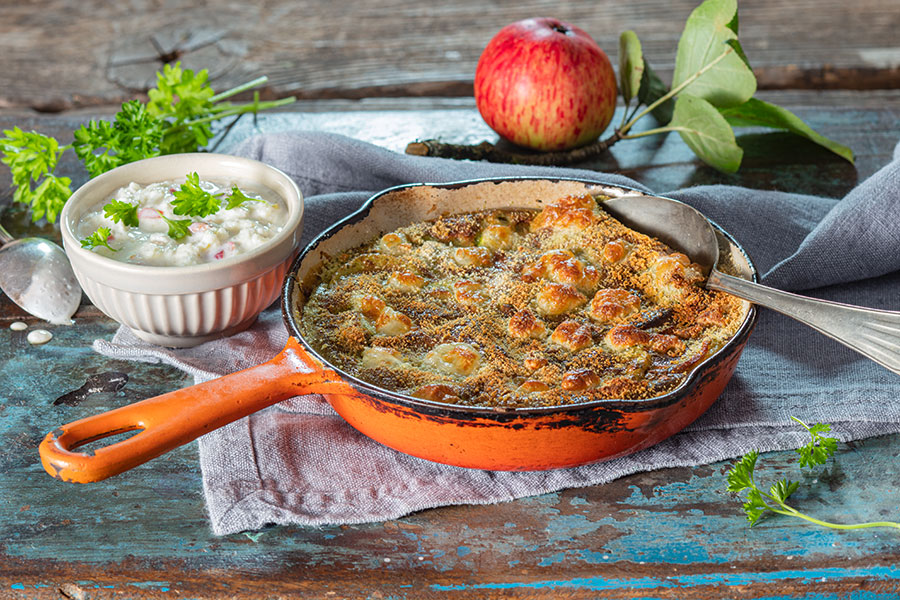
{"left": 743, "top": 488, "right": 770, "bottom": 526}
{"left": 103, "top": 199, "right": 139, "bottom": 227}
{"left": 670, "top": 93, "right": 743, "bottom": 172}
{"left": 162, "top": 216, "right": 192, "bottom": 240}
{"left": 618, "top": 30, "right": 644, "bottom": 105}
{"left": 0, "top": 127, "right": 72, "bottom": 223}
{"left": 171, "top": 172, "right": 223, "bottom": 218}
{"left": 720, "top": 98, "right": 854, "bottom": 163}
{"left": 671, "top": 0, "right": 757, "bottom": 108}
{"left": 30, "top": 175, "right": 72, "bottom": 224}
{"left": 72, "top": 100, "right": 165, "bottom": 178}
{"left": 225, "top": 185, "right": 266, "bottom": 210}
{"left": 770, "top": 479, "right": 800, "bottom": 504}
{"left": 81, "top": 227, "right": 115, "bottom": 251}
{"left": 147, "top": 62, "right": 215, "bottom": 154}
{"left": 794, "top": 420, "right": 839, "bottom": 468}
{"left": 726, "top": 450, "right": 758, "bottom": 492}
{"left": 637, "top": 60, "right": 675, "bottom": 124}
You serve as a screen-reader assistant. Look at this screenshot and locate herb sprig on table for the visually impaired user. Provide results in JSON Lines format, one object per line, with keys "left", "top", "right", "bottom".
{"left": 408, "top": 0, "right": 853, "bottom": 173}
{"left": 726, "top": 417, "right": 900, "bottom": 531}
{"left": 0, "top": 63, "right": 294, "bottom": 224}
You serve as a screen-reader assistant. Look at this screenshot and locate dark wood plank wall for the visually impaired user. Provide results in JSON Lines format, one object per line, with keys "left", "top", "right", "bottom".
{"left": 2, "top": 0, "right": 898, "bottom": 112}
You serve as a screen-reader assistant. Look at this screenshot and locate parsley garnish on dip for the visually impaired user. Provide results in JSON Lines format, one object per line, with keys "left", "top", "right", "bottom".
{"left": 77, "top": 173, "right": 286, "bottom": 266}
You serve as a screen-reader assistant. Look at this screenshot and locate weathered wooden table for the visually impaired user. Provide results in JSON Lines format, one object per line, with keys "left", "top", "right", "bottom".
{"left": 2, "top": 1, "right": 900, "bottom": 598}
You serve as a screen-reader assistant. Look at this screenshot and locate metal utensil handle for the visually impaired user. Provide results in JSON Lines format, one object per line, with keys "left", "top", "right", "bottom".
{"left": 708, "top": 270, "right": 900, "bottom": 376}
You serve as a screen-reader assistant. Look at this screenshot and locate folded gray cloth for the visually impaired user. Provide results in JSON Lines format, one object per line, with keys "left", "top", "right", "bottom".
{"left": 94, "top": 132, "right": 900, "bottom": 535}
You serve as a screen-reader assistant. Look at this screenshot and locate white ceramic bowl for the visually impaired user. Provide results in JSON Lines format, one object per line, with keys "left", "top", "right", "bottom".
{"left": 60, "top": 153, "right": 304, "bottom": 347}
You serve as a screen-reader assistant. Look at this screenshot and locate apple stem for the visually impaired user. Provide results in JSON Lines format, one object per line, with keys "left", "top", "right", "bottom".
{"left": 405, "top": 131, "right": 623, "bottom": 166}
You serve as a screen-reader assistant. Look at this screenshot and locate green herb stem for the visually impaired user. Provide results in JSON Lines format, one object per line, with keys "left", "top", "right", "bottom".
{"left": 209, "top": 76, "right": 270, "bottom": 103}
{"left": 183, "top": 97, "right": 296, "bottom": 128}
{"left": 766, "top": 493, "right": 900, "bottom": 530}
{"left": 619, "top": 46, "right": 734, "bottom": 137}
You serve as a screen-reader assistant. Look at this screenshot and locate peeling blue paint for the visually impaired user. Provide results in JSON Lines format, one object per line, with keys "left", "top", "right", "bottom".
{"left": 544, "top": 513, "right": 603, "bottom": 540}
{"left": 430, "top": 565, "right": 900, "bottom": 592}
{"left": 10, "top": 583, "right": 24, "bottom": 591}
{"left": 457, "top": 546, "right": 471, "bottom": 557}
{"left": 538, "top": 552, "right": 566, "bottom": 567}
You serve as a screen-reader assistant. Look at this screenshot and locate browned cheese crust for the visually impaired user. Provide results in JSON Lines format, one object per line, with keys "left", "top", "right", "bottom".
{"left": 300, "top": 193, "right": 745, "bottom": 408}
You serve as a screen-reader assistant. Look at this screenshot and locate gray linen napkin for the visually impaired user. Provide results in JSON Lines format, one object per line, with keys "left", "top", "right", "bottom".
{"left": 94, "top": 132, "right": 900, "bottom": 535}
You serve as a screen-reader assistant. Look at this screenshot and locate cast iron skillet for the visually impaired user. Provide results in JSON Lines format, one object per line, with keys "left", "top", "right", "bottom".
{"left": 39, "top": 177, "right": 758, "bottom": 483}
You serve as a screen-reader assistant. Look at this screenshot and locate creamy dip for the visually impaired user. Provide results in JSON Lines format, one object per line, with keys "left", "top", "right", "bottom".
{"left": 76, "top": 179, "right": 288, "bottom": 266}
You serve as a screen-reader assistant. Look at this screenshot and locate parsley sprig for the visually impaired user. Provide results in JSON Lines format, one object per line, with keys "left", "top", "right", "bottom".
{"left": 103, "top": 199, "right": 139, "bottom": 227}
{"left": 80, "top": 227, "right": 115, "bottom": 251}
{"left": 0, "top": 127, "right": 73, "bottom": 223}
{"left": 171, "top": 172, "right": 223, "bottom": 218}
{"left": 1, "top": 62, "right": 294, "bottom": 223}
{"left": 226, "top": 185, "right": 268, "bottom": 210}
{"left": 726, "top": 417, "right": 900, "bottom": 531}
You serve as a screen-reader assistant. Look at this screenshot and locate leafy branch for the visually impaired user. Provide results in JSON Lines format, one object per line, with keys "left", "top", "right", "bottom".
{"left": 726, "top": 417, "right": 900, "bottom": 531}
{"left": 1, "top": 63, "right": 294, "bottom": 223}
{"left": 407, "top": 0, "right": 853, "bottom": 173}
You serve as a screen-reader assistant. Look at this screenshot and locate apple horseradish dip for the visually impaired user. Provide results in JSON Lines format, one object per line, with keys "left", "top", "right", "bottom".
{"left": 77, "top": 178, "right": 287, "bottom": 266}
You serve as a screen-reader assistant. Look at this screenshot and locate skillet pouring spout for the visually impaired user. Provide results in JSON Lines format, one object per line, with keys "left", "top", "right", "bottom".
{"left": 602, "top": 194, "right": 900, "bottom": 376}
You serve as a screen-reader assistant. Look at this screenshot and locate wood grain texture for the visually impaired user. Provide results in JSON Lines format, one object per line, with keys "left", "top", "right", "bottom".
{"left": 0, "top": 97, "right": 899, "bottom": 598}
{"left": 1, "top": 0, "right": 898, "bottom": 111}
{"left": 1, "top": 0, "right": 900, "bottom": 590}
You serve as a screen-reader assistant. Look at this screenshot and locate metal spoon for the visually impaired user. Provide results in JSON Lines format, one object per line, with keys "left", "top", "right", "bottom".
{"left": 0, "top": 221, "right": 81, "bottom": 324}
{"left": 602, "top": 193, "right": 900, "bottom": 376}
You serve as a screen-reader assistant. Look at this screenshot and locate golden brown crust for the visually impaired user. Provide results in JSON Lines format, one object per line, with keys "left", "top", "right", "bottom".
{"left": 300, "top": 194, "right": 746, "bottom": 408}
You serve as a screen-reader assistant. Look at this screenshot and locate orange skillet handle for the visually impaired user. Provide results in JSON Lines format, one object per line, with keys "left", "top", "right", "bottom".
{"left": 39, "top": 338, "right": 351, "bottom": 483}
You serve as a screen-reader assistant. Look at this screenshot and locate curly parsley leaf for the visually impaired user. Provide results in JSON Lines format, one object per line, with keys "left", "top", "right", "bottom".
{"left": 742, "top": 488, "right": 770, "bottom": 526}
{"left": 81, "top": 227, "right": 115, "bottom": 251}
{"left": 72, "top": 100, "right": 165, "bottom": 178}
{"left": 769, "top": 479, "right": 799, "bottom": 505}
{"left": 162, "top": 215, "right": 192, "bottom": 240}
{"left": 792, "top": 417, "right": 838, "bottom": 468}
{"left": 103, "top": 199, "right": 139, "bottom": 227}
{"left": 147, "top": 63, "right": 216, "bottom": 154}
{"left": 0, "top": 127, "right": 73, "bottom": 223}
{"left": 171, "top": 172, "right": 222, "bottom": 218}
{"left": 725, "top": 449, "right": 757, "bottom": 493}
{"left": 225, "top": 185, "right": 266, "bottom": 210}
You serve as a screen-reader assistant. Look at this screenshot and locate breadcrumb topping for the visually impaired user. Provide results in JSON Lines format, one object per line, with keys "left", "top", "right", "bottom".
{"left": 300, "top": 194, "right": 745, "bottom": 408}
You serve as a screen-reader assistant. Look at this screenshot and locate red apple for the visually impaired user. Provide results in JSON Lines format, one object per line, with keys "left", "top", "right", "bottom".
{"left": 474, "top": 17, "right": 617, "bottom": 152}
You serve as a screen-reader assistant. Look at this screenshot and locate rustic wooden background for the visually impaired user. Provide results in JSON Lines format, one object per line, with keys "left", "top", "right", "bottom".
{"left": 2, "top": 1, "right": 900, "bottom": 598}
{"left": 2, "top": 0, "right": 898, "bottom": 112}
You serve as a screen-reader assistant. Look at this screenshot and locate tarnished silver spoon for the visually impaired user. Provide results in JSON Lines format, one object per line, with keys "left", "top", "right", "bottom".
{"left": 602, "top": 193, "right": 900, "bottom": 376}
{"left": 0, "top": 221, "right": 81, "bottom": 324}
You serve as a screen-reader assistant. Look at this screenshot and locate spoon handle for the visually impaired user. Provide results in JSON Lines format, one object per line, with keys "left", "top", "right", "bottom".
{"left": 708, "top": 270, "right": 900, "bottom": 376}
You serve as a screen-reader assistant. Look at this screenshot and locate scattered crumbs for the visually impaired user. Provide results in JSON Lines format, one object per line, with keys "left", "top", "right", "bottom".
{"left": 10, "top": 321, "right": 27, "bottom": 331}
{"left": 27, "top": 329, "right": 52, "bottom": 345}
